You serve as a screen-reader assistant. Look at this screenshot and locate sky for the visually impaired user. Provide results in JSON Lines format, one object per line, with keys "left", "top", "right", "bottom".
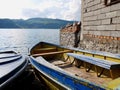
{"left": 0, "top": 0, "right": 81, "bottom": 21}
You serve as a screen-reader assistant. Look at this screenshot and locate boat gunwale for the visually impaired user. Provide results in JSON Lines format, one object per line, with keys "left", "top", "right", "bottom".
{"left": 68, "top": 47, "right": 120, "bottom": 60}
{"left": 0, "top": 55, "right": 22, "bottom": 65}
{"left": 29, "top": 56, "right": 70, "bottom": 90}
{"left": 0, "top": 51, "right": 17, "bottom": 54}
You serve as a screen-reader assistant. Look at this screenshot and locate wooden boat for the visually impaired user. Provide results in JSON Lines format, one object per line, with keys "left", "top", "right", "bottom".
{"left": 29, "top": 42, "right": 120, "bottom": 90}
{"left": 0, "top": 50, "right": 28, "bottom": 89}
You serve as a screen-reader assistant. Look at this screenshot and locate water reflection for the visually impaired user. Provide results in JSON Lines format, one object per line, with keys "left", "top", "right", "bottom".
{"left": 0, "top": 29, "right": 60, "bottom": 55}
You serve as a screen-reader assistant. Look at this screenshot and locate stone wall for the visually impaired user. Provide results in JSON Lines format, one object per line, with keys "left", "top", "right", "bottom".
{"left": 60, "top": 22, "right": 81, "bottom": 47}
{"left": 60, "top": 32, "right": 75, "bottom": 47}
{"left": 80, "top": 0, "right": 120, "bottom": 53}
{"left": 79, "top": 34, "right": 120, "bottom": 53}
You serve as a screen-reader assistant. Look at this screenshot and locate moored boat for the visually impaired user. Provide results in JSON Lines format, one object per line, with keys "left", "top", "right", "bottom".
{"left": 29, "top": 42, "right": 120, "bottom": 90}
{"left": 0, "top": 50, "right": 28, "bottom": 89}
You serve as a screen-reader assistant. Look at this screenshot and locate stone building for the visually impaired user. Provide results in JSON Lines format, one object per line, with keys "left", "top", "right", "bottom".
{"left": 60, "top": 0, "right": 120, "bottom": 53}
{"left": 80, "top": 0, "right": 120, "bottom": 53}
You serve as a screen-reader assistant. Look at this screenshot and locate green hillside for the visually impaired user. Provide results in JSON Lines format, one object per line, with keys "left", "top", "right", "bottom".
{"left": 0, "top": 19, "right": 19, "bottom": 28}
{"left": 0, "top": 18, "right": 75, "bottom": 29}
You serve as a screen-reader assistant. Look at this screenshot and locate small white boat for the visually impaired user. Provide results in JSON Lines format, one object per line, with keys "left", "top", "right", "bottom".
{"left": 0, "top": 51, "right": 28, "bottom": 89}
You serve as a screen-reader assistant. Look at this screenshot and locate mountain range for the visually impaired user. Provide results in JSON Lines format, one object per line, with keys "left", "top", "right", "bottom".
{"left": 0, "top": 18, "right": 75, "bottom": 29}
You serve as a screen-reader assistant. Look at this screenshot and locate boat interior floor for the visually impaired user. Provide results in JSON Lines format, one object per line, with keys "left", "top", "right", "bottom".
{"left": 49, "top": 59, "right": 112, "bottom": 86}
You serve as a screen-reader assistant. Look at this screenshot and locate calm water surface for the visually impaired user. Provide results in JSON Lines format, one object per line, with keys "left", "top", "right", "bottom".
{"left": 0, "top": 29, "right": 60, "bottom": 55}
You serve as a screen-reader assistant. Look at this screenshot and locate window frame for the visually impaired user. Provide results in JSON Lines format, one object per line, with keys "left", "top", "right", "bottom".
{"left": 105, "top": 0, "right": 120, "bottom": 6}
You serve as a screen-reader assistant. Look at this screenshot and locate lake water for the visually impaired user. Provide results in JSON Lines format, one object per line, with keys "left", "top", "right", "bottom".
{"left": 0, "top": 29, "right": 60, "bottom": 55}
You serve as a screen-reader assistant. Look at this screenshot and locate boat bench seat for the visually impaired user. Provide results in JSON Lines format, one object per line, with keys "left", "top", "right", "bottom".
{"left": 33, "top": 48, "right": 57, "bottom": 54}
{"left": 67, "top": 53, "right": 120, "bottom": 79}
{"left": 35, "top": 47, "right": 56, "bottom": 51}
{"left": 32, "top": 50, "right": 72, "bottom": 57}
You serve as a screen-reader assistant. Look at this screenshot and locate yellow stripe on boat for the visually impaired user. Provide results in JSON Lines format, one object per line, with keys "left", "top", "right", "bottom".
{"left": 105, "top": 78, "right": 120, "bottom": 90}
{"left": 41, "top": 75, "right": 59, "bottom": 90}
{"left": 94, "top": 54, "right": 105, "bottom": 59}
{"left": 74, "top": 51, "right": 84, "bottom": 55}
{"left": 106, "top": 57, "right": 120, "bottom": 63}
{"left": 84, "top": 53, "right": 93, "bottom": 57}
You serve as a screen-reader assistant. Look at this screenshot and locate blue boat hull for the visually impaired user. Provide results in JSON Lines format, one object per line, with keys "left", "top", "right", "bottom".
{"left": 30, "top": 56, "right": 105, "bottom": 90}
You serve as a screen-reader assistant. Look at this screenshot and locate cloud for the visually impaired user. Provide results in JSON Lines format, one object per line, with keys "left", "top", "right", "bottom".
{"left": 62, "top": 0, "right": 81, "bottom": 21}
{"left": 0, "top": 0, "right": 81, "bottom": 21}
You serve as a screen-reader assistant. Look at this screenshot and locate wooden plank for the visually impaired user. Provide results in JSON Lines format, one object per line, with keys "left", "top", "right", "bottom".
{"left": 35, "top": 47, "right": 56, "bottom": 51}
{"left": 32, "top": 50, "right": 72, "bottom": 57}
{"left": 33, "top": 48, "right": 57, "bottom": 54}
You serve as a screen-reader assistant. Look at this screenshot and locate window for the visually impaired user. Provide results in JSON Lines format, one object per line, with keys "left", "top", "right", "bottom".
{"left": 105, "top": 0, "right": 120, "bottom": 5}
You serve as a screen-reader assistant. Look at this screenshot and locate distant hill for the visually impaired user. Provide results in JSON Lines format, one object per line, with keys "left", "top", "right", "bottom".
{"left": 0, "top": 18, "right": 75, "bottom": 29}
{"left": 0, "top": 19, "right": 19, "bottom": 28}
